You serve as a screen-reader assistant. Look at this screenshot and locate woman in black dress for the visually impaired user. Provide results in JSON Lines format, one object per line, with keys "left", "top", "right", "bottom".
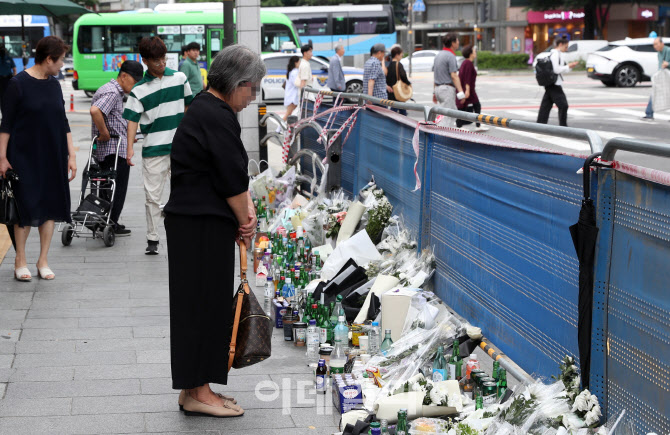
{"left": 386, "top": 45, "right": 412, "bottom": 116}
{"left": 163, "top": 44, "right": 263, "bottom": 418}
{"left": 0, "top": 36, "right": 76, "bottom": 281}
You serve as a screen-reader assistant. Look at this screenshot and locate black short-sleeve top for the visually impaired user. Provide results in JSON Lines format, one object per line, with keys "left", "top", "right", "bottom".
{"left": 164, "top": 92, "right": 249, "bottom": 225}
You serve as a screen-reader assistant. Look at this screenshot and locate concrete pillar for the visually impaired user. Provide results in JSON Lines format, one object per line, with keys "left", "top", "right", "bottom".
{"left": 236, "top": 0, "right": 261, "bottom": 163}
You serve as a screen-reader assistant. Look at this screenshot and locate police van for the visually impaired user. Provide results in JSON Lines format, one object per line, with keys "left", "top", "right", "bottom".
{"left": 261, "top": 52, "right": 364, "bottom": 102}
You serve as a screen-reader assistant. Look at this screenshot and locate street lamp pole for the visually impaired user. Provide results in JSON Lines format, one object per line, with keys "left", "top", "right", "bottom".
{"left": 409, "top": 1, "right": 413, "bottom": 77}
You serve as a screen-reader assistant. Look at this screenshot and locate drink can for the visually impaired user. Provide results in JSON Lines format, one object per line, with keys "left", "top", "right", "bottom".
{"left": 473, "top": 372, "right": 488, "bottom": 388}
{"left": 482, "top": 381, "right": 497, "bottom": 406}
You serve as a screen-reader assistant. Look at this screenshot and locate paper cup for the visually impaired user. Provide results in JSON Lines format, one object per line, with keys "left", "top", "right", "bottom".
{"left": 358, "top": 336, "right": 369, "bottom": 352}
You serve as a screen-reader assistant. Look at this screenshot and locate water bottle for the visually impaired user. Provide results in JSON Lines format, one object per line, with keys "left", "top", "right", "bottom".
{"left": 264, "top": 276, "right": 273, "bottom": 316}
{"left": 368, "top": 321, "right": 381, "bottom": 355}
{"left": 334, "top": 315, "right": 349, "bottom": 350}
{"left": 306, "top": 319, "right": 320, "bottom": 364}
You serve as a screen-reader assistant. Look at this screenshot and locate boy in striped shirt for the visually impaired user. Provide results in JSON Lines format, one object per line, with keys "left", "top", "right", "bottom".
{"left": 123, "top": 36, "right": 193, "bottom": 255}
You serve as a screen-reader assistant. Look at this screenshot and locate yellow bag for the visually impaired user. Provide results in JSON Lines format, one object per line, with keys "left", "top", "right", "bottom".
{"left": 392, "top": 62, "right": 413, "bottom": 102}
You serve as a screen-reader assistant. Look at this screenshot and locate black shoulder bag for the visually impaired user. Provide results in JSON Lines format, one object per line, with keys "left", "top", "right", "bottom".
{"left": 0, "top": 170, "right": 20, "bottom": 225}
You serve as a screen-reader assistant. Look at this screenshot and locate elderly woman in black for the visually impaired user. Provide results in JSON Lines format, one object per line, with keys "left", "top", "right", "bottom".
{"left": 163, "top": 45, "right": 263, "bottom": 418}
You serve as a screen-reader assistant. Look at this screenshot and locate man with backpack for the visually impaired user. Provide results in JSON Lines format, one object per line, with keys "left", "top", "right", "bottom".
{"left": 536, "top": 37, "right": 579, "bottom": 127}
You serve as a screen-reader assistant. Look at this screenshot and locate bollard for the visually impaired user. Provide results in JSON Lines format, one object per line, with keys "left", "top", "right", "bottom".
{"left": 258, "top": 104, "right": 267, "bottom": 172}
{"left": 70, "top": 94, "right": 74, "bottom": 112}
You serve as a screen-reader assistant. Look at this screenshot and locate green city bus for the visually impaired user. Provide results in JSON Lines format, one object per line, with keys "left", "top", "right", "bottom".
{"left": 73, "top": 10, "right": 301, "bottom": 95}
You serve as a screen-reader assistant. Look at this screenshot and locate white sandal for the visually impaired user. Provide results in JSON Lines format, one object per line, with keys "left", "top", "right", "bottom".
{"left": 36, "top": 265, "right": 55, "bottom": 280}
{"left": 14, "top": 266, "right": 32, "bottom": 282}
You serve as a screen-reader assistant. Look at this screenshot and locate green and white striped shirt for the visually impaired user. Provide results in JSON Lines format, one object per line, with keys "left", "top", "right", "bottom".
{"left": 122, "top": 68, "right": 193, "bottom": 158}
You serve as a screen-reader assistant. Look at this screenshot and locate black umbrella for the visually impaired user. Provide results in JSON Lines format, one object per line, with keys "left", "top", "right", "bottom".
{"left": 569, "top": 152, "right": 602, "bottom": 390}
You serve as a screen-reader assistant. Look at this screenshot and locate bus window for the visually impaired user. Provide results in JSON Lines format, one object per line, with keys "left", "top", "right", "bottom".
{"left": 348, "top": 14, "right": 391, "bottom": 35}
{"left": 1, "top": 27, "right": 45, "bottom": 56}
{"left": 293, "top": 16, "right": 327, "bottom": 37}
{"left": 77, "top": 26, "right": 108, "bottom": 53}
{"left": 109, "top": 25, "right": 155, "bottom": 53}
{"left": 332, "top": 16, "right": 347, "bottom": 35}
{"left": 262, "top": 23, "right": 295, "bottom": 52}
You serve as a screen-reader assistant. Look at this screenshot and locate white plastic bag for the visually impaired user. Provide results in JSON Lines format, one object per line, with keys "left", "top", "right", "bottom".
{"left": 320, "top": 230, "right": 382, "bottom": 281}
{"left": 652, "top": 69, "right": 670, "bottom": 112}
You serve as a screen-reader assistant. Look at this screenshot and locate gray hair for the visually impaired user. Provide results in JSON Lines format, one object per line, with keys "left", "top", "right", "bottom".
{"left": 334, "top": 44, "right": 344, "bottom": 52}
{"left": 207, "top": 45, "right": 266, "bottom": 96}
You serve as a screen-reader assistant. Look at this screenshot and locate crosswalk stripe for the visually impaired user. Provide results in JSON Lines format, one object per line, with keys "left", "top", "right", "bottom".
{"left": 505, "top": 109, "right": 539, "bottom": 119}
{"left": 490, "top": 128, "right": 590, "bottom": 152}
{"left": 567, "top": 109, "right": 596, "bottom": 117}
{"left": 605, "top": 108, "right": 670, "bottom": 121}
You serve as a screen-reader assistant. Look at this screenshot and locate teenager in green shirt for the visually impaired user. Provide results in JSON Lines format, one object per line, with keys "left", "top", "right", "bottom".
{"left": 179, "top": 42, "right": 203, "bottom": 95}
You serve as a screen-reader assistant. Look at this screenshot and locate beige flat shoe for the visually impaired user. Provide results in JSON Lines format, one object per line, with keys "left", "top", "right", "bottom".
{"left": 182, "top": 394, "right": 244, "bottom": 418}
{"left": 14, "top": 266, "right": 31, "bottom": 282}
{"left": 36, "top": 265, "right": 55, "bottom": 280}
{"left": 178, "top": 390, "right": 237, "bottom": 410}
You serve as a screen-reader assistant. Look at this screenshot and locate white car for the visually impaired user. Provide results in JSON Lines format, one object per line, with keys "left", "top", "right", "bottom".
{"left": 260, "top": 53, "right": 364, "bottom": 102}
{"left": 400, "top": 50, "right": 465, "bottom": 72}
{"left": 533, "top": 40, "right": 609, "bottom": 67}
{"left": 586, "top": 37, "right": 670, "bottom": 87}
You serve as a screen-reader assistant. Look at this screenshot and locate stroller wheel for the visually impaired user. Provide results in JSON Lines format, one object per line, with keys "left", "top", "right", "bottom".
{"left": 61, "top": 224, "right": 74, "bottom": 246}
{"left": 103, "top": 225, "right": 115, "bottom": 247}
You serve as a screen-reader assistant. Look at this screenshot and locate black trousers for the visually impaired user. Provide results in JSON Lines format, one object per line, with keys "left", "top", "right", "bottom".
{"left": 456, "top": 102, "right": 482, "bottom": 128}
{"left": 0, "top": 75, "right": 12, "bottom": 115}
{"left": 165, "top": 213, "right": 237, "bottom": 389}
{"left": 537, "top": 85, "right": 569, "bottom": 127}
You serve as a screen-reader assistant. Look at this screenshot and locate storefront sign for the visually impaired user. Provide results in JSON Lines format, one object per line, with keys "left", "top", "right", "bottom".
{"left": 637, "top": 7, "right": 656, "bottom": 20}
{"left": 527, "top": 9, "right": 585, "bottom": 24}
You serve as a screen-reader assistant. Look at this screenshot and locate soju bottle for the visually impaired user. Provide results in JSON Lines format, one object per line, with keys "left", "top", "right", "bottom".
{"left": 318, "top": 306, "right": 329, "bottom": 344}
{"left": 380, "top": 329, "right": 393, "bottom": 355}
{"left": 380, "top": 420, "right": 390, "bottom": 434}
{"left": 492, "top": 360, "right": 500, "bottom": 381}
{"left": 475, "top": 395, "right": 483, "bottom": 410}
{"left": 497, "top": 368, "right": 508, "bottom": 398}
{"left": 448, "top": 339, "right": 461, "bottom": 381}
{"left": 396, "top": 409, "right": 408, "bottom": 435}
{"left": 432, "top": 345, "right": 447, "bottom": 382}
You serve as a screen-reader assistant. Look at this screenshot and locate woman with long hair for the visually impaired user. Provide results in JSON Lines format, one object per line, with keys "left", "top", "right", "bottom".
{"left": 283, "top": 55, "right": 301, "bottom": 123}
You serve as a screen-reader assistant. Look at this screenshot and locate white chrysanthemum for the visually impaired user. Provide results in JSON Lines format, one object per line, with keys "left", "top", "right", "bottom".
{"left": 584, "top": 409, "right": 600, "bottom": 426}
{"left": 588, "top": 393, "right": 600, "bottom": 411}
{"left": 572, "top": 390, "right": 590, "bottom": 412}
{"left": 595, "top": 426, "right": 608, "bottom": 435}
{"left": 412, "top": 382, "right": 427, "bottom": 396}
{"left": 562, "top": 412, "right": 586, "bottom": 430}
{"left": 591, "top": 402, "right": 601, "bottom": 417}
{"left": 571, "top": 375, "right": 581, "bottom": 389}
{"left": 429, "top": 386, "right": 447, "bottom": 406}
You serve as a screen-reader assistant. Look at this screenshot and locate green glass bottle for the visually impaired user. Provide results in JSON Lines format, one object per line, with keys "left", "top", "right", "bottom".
{"left": 432, "top": 346, "right": 447, "bottom": 382}
{"left": 380, "top": 329, "right": 393, "bottom": 355}
{"left": 497, "top": 368, "right": 508, "bottom": 398}
{"left": 318, "top": 306, "right": 329, "bottom": 344}
{"left": 396, "top": 409, "right": 408, "bottom": 435}
{"left": 492, "top": 360, "right": 500, "bottom": 381}
{"left": 475, "top": 395, "right": 483, "bottom": 410}
{"left": 448, "top": 339, "right": 461, "bottom": 381}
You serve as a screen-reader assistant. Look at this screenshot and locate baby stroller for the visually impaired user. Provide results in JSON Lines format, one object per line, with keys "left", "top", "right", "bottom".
{"left": 60, "top": 135, "right": 122, "bottom": 247}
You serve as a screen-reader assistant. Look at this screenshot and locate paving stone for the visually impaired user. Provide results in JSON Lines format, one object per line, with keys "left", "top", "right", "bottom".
{"left": 131, "top": 306, "right": 169, "bottom": 316}
{"left": 0, "top": 413, "right": 146, "bottom": 434}
{"left": 133, "top": 326, "right": 170, "bottom": 338}
{"left": 0, "top": 294, "right": 33, "bottom": 310}
{"left": 32, "top": 290, "right": 130, "bottom": 301}
{"left": 0, "top": 383, "right": 5, "bottom": 399}
{"left": 78, "top": 298, "right": 166, "bottom": 309}
{"left": 0, "top": 342, "right": 15, "bottom": 355}
{"left": 0, "top": 355, "right": 13, "bottom": 368}
{"left": 137, "top": 350, "right": 170, "bottom": 364}
{"left": 21, "top": 318, "right": 79, "bottom": 329}
{"left": 4, "top": 379, "right": 140, "bottom": 399}
{"left": 71, "top": 393, "right": 177, "bottom": 415}
{"left": 290, "top": 406, "right": 343, "bottom": 428}
{"left": 13, "top": 350, "right": 136, "bottom": 368}
{"left": 26, "top": 308, "right": 131, "bottom": 319}
{"left": 0, "top": 397, "right": 72, "bottom": 417}
{"left": 75, "top": 363, "right": 171, "bottom": 380}
{"left": 6, "top": 367, "right": 73, "bottom": 382}
{"left": 20, "top": 327, "right": 133, "bottom": 341}
{"left": 144, "top": 409, "right": 296, "bottom": 433}
{"left": 28, "top": 300, "right": 80, "bottom": 310}
{"left": 78, "top": 315, "right": 169, "bottom": 328}
{"left": 76, "top": 337, "right": 168, "bottom": 353}
{"left": 0, "top": 369, "right": 14, "bottom": 382}
{"left": 14, "top": 340, "right": 76, "bottom": 354}
{"left": 0, "top": 330, "right": 20, "bottom": 342}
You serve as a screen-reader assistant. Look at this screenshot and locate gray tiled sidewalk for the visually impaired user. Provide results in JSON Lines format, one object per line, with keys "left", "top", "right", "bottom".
{"left": 0, "top": 115, "right": 340, "bottom": 434}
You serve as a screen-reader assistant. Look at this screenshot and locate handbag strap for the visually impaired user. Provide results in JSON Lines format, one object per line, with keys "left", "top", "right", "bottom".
{"left": 228, "top": 240, "right": 250, "bottom": 371}
{"left": 395, "top": 61, "right": 400, "bottom": 83}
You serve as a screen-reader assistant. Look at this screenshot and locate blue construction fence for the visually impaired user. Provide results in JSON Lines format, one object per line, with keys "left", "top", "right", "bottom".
{"left": 298, "top": 101, "right": 670, "bottom": 434}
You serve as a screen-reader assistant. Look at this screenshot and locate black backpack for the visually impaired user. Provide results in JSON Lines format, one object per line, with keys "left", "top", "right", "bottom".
{"left": 535, "top": 53, "right": 558, "bottom": 87}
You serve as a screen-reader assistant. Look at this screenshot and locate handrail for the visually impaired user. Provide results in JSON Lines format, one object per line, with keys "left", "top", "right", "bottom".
{"left": 601, "top": 137, "right": 670, "bottom": 161}
{"left": 303, "top": 86, "right": 604, "bottom": 154}
{"left": 259, "top": 112, "right": 287, "bottom": 131}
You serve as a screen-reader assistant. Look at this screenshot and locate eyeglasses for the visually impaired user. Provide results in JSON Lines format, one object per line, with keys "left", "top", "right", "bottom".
{"left": 149, "top": 57, "right": 167, "bottom": 67}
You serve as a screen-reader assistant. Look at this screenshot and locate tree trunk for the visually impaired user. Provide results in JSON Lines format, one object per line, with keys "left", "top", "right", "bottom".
{"left": 583, "top": 0, "right": 596, "bottom": 40}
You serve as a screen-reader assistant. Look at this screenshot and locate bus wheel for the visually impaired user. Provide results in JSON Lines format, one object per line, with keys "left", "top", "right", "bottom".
{"left": 84, "top": 91, "right": 95, "bottom": 98}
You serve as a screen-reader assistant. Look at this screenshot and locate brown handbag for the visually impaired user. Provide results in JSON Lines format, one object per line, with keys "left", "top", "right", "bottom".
{"left": 392, "top": 61, "right": 413, "bottom": 102}
{"left": 228, "top": 241, "right": 272, "bottom": 370}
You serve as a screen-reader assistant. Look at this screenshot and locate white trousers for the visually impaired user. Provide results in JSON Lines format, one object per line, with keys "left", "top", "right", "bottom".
{"left": 435, "top": 85, "right": 457, "bottom": 128}
{"left": 141, "top": 154, "right": 171, "bottom": 242}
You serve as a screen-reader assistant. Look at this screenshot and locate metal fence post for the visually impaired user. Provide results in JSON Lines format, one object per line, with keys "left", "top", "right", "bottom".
{"left": 326, "top": 129, "right": 342, "bottom": 192}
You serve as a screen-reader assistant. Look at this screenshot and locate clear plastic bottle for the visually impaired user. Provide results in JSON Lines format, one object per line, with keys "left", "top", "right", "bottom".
{"left": 283, "top": 277, "right": 295, "bottom": 301}
{"left": 368, "top": 321, "right": 381, "bottom": 355}
{"left": 264, "top": 276, "right": 273, "bottom": 316}
{"left": 380, "top": 329, "right": 393, "bottom": 355}
{"left": 464, "top": 353, "right": 480, "bottom": 393}
{"left": 330, "top": 338, "right": 346, "bottom": 375}
{"left": 306, "top": 319, "right": 320, "bottom": 364}
{"left": 334, "top": 315, "right": 349, "bottom": 349}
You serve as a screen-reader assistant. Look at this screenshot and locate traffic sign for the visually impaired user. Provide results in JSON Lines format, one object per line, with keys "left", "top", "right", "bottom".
{"left": 413, "top": 0, "right": 425, "bottom": 12}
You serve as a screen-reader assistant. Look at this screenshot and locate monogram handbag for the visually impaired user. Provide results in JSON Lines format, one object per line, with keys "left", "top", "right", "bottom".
{"left": 0, "top": 170, "right": 20, "bottom": 225}
{"left": 392, "top": 62, "right": 413, "bottom": 102}
{"left": 228, "top": 240, "right": 272, "bottom": 370}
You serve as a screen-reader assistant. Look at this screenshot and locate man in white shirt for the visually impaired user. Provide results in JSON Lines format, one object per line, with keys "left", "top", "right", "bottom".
{"left": 536, "top": 37, "right": 579, "bottom": 127}
{"left": 298, "top": 44, "right": 314, "bottom": 101}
